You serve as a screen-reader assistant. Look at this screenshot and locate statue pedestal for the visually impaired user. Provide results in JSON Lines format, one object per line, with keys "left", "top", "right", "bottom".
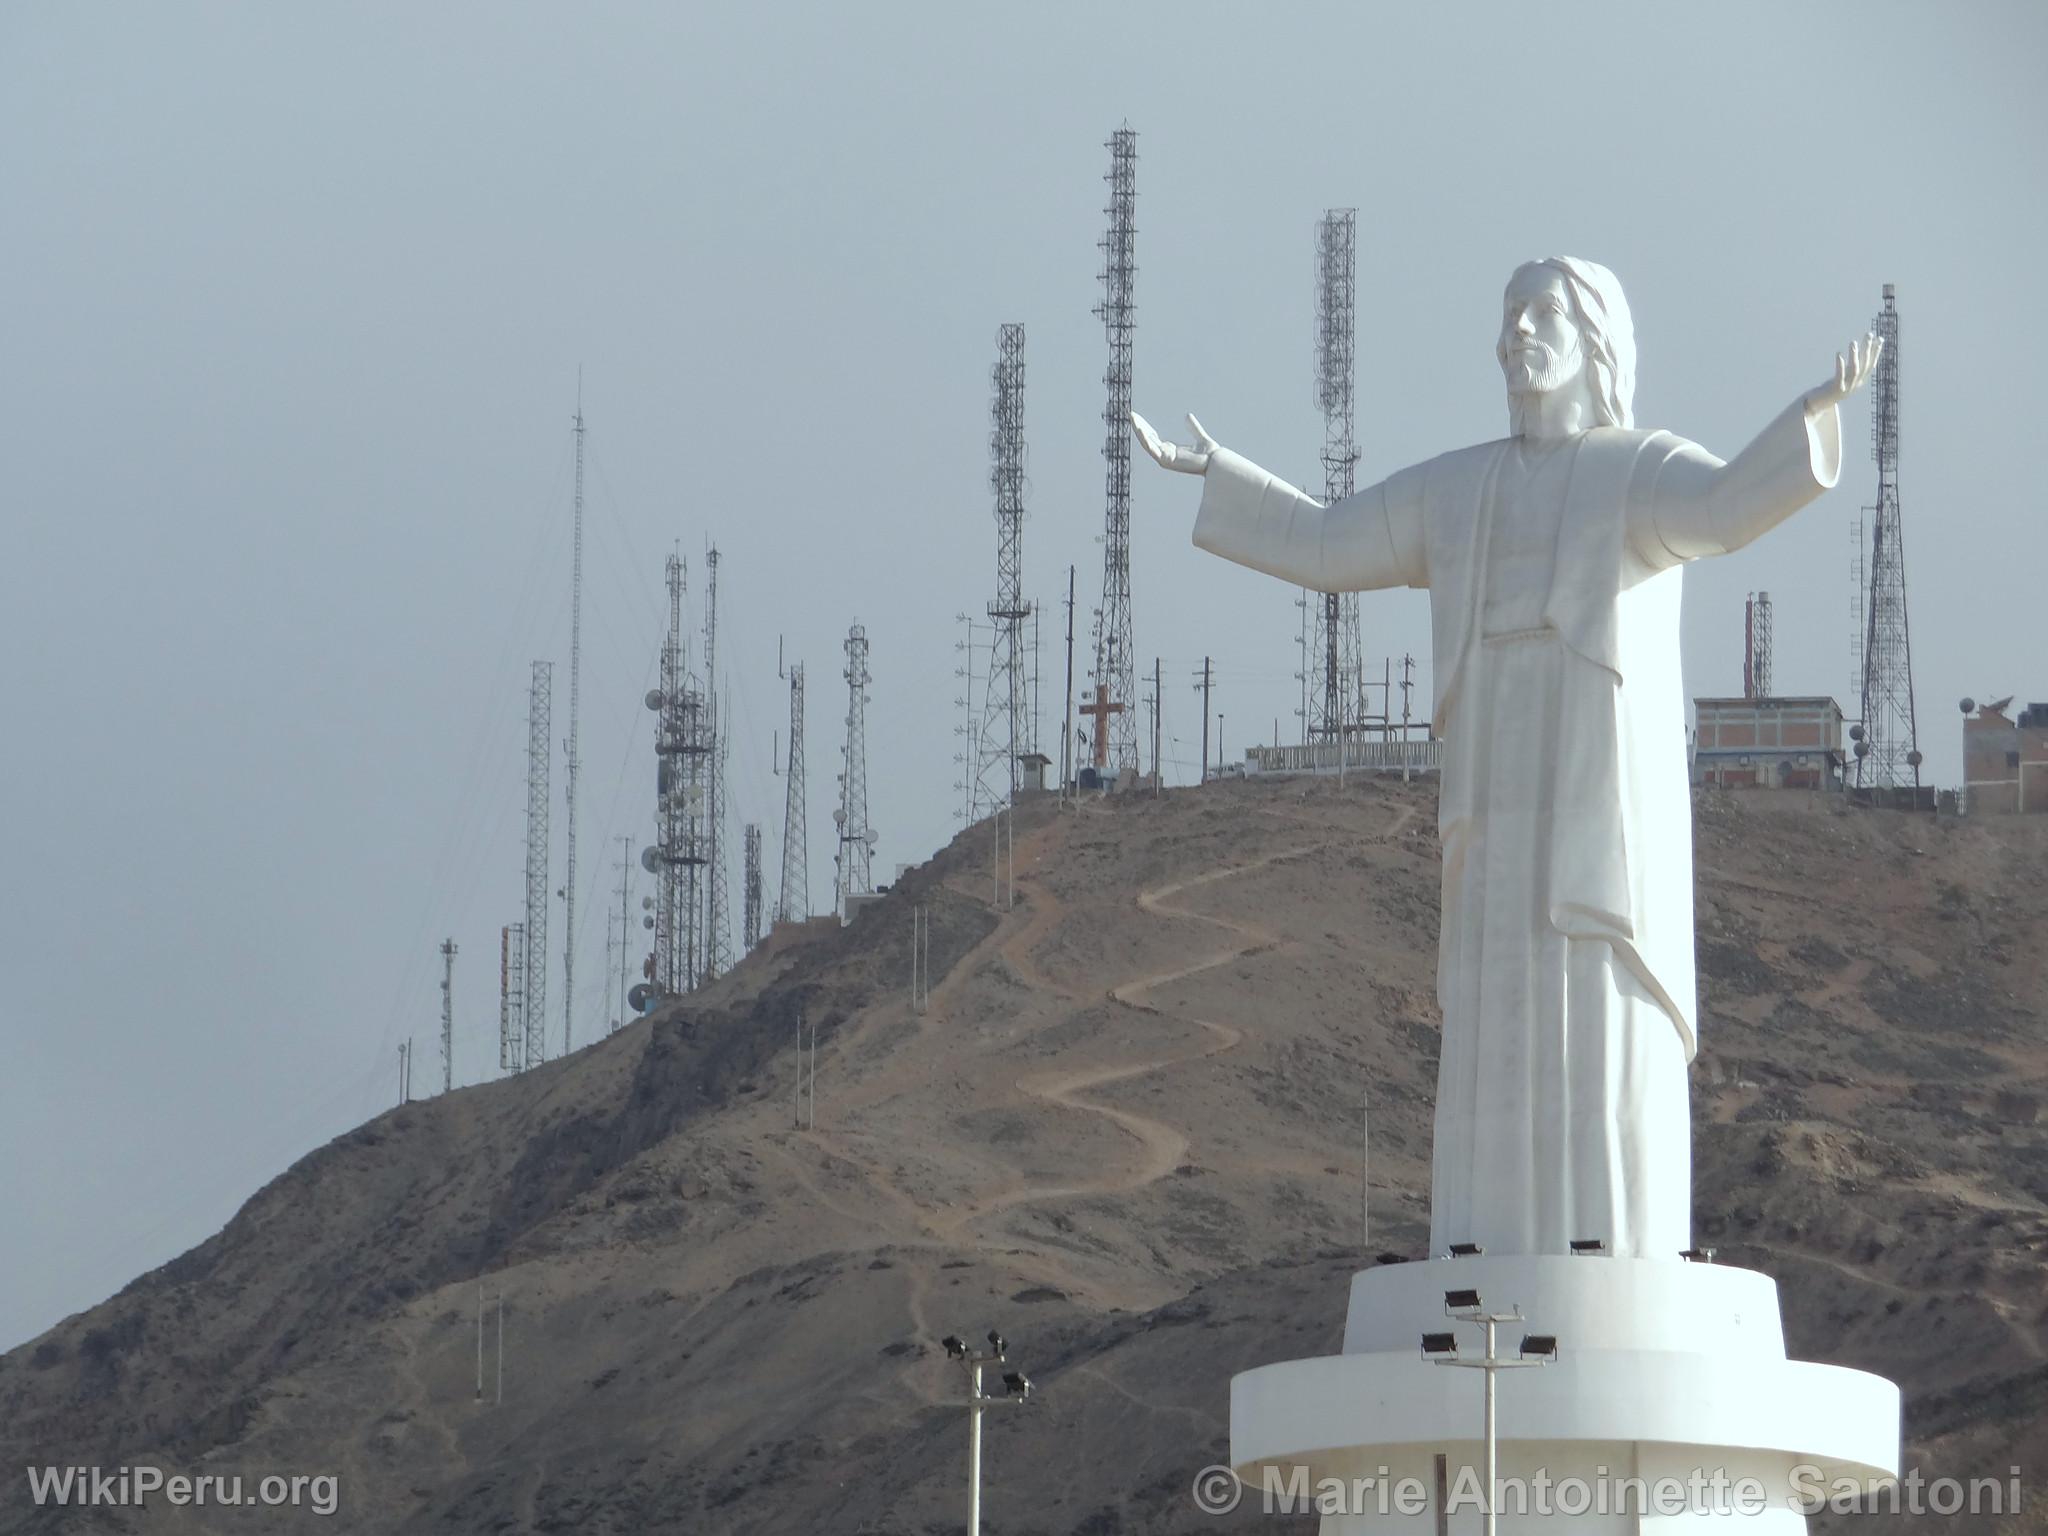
{"left": 1231, "top": 1256, "right": 1898, "bottom": 1533}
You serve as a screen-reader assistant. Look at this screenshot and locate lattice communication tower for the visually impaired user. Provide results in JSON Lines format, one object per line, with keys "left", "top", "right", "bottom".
{"left": 1852, "top": 285, "right": 1921, "bottom": 794}
{"left": 1744, "top": 591, "right": 1773, "bottom": 699}
{"left": 975, "top": 323, "right": 1032, "bottom": 815}
{"left": 834, "top": 624, "right": 875, "bottom": 915}
{"left": 742, "top": 823, "right": 762, "bottom": 954}
{"left": 779, "top": 663, "right": 808, "bottom": 923}
{"left": 1306, "top": 209, "right": 1361, "bottom": 742}
{"left": 522, "top": 660, "right": 551, "bottom": 1068}
{"left": 1091, "top": 127, "right": 1140, "bottom": 778}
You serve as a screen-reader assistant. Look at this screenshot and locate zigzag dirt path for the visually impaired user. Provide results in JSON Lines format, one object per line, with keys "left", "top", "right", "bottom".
{"left": 938, "top": 835, "right": 1339, "bottom": 1238}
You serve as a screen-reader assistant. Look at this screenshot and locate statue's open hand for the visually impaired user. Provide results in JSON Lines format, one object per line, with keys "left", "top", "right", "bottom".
{"left": 1130, "top": 411, "right": 1217, "bottom": 476}
{"left": 1806, "top": 332, "right": 1883, "bottom": 415}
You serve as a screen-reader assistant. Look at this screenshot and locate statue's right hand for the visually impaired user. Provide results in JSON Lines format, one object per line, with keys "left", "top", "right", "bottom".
{"left": 1130, "top": 411, "right": 1216, "bottom": 476}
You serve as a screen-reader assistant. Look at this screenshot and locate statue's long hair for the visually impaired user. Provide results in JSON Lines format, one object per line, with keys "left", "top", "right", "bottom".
{"left": 1520, "top": 256, "right": 1637, "bottom": 430}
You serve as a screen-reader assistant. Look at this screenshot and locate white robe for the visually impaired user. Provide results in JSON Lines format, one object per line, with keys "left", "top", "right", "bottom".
{"left": 1192, "top": 399, "right": 1841, "bottom": 1257}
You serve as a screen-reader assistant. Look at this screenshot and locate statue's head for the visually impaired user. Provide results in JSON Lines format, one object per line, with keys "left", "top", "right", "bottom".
{"left": 1497, "top": 257, "right": 1635, "bottom": 430}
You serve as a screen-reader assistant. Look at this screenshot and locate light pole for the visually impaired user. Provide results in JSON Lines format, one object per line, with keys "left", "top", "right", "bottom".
{"left": 941, "top": 1330, "right": 1032, "bottom": 1535}
{"left": 1422, "top": 1288, "right": 1557, "bottom": 1536}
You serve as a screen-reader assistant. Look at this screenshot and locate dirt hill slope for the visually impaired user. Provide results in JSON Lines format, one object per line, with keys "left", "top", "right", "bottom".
{"left": 5, "top": 777, "right": 2047, "bottom": 1534}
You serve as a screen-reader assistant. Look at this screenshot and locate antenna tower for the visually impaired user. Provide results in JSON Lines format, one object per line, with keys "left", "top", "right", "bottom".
{"left": 742, "top": 823, "right": 762, "bottom": 953}
{"left": 523, "top": 660, "right": 551, "bottom": 1068}
{"left": 835, "top": 624, "right": 874, "bottom": 917}
{"left": 1853, "top": 285, "right": 1921, "bottom": 794}
{"left": 1310, "top": 209, "right": 1361, "bottom": 742}
{"left": 612, "top": 835, "right": 633, "bottom": 1034}
{"left": 1091, "top": 127, "right": 1139, "bottom": 779}
{"left": 1744, "top": 591, "right": 1773, "bottom": 699}
{"left": 702, "top": 547, "right": 730, "bottom": 979}
{"left": 976, "top": 322, "right": 1033, "bottom": 814}
{"left": 439, "top": 937, "right": 457, "bottom": 1094}
{"left": 499, "top": 923, "right": 525, "bottom": 1073}
{"left": 952, "top": 612, "right": 987, "bottom": 824}
{"left": 562, "top": 390, "right": 585, "bottom": 1056}
{"left": 779, "top": 663, "right": 808, "bottom": 923}
{"left": 651, "top": 552, "right": 698, "bottom": 995}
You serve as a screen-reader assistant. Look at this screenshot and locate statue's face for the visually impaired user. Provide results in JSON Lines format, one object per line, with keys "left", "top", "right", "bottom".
{"left": 1498, "top": 265, "right": 1586, "bottom": 397}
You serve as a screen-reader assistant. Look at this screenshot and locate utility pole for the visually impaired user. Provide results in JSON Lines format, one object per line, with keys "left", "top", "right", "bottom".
{"left": 398, "top": 1040, "right": 410, "bottom": 1104}
{"left": 476, "top": 1283, "right": 485, "bottom": 1401}
{"left": 563, "top": 385, "right": 585, "bottom": 1059}
{"left": 941, "top": 1331, "right": 1033, "bottom": 1535}
{"left": 439, "top": 938, "right": 457, "bottom": 1095}
{"left": 1194, "top": 657, "right": 1213, "bottom": 784}
{"left": 1149, "top": 657, "right": 1162, "bottom": 794}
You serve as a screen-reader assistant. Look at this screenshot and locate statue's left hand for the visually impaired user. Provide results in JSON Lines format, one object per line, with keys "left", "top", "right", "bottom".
{"left": 1805, "top": 332, "right": 1883, "bottom": 415}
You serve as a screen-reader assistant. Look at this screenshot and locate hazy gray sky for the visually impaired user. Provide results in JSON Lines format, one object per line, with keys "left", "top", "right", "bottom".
{"left": 4, "top": 1, "right": 2041, "bottom": 1349}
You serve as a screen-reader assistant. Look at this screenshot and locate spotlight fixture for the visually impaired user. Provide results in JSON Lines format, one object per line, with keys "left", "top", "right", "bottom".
{"left": 1569, "top": 1238, "right": 1607, "bottom": 1255}
{"left": 942, "top": 1335, "right": 967, "bottom": 1359}
{"left": 1680, "top": 1247, "right": 1717, "bottom": 1264}
{"left": 1420, "top": 1331, "right": 1459, "bottom": 1357}
{"left": 1447, "top": 1242, "right": 1484, "bottom": 1257}
{"left": 1376, "top": 1252, "right": 1412, "bottom": 1266}
{"left": 1002, "top": 1371, "right": 1032, "bottom": 1398}
{"left": 986, "top": 1330, "right": 1006, "bottom": 1359}
{"left": 1519, "top": 1334, "right": 1559, "bottom": 1360}
{"left": 1444, "top": 1288, "right": 1482, "bottom": 1313}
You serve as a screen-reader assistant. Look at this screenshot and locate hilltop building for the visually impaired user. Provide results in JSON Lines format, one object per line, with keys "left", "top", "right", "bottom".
{"left": 1691, "top": 695, "right": 1846, "bottom": 791}
{"left": 1963, "top": 698, "right": 2048, "bottom": 814}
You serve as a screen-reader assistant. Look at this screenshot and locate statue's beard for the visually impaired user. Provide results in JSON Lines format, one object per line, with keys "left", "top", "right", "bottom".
{"left": 1502, "top": 343, "right": 1583, "bottom": 397}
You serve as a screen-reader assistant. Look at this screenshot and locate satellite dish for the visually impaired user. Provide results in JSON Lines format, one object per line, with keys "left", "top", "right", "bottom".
{"left": 1988, "top": 695, "right": 2015, "bottom": 714}
{"left": 645, "top": 689, "right": 665, "bottom": 712}
{"left": 1848, "top": 724, "right": 1864, "bottom": 742}
{"left": 641, "top": 896, "right": 654, "bottom": 911}
{"left": 1906, "top": 749, "right": 1923, "bottom": 768}
{"left": 643, "top": 915, "right": 655, "bottom": 929}
{"left": 641, "top": 846, "right": 663, "bottom": 873}
{"left": 1854, "top": 739, "right": 1870, "bottom": 758}
{"left": 1960, "top": 697, "right": 1976, "bottom": 714}
{"left": 627, "top": 982, "right": 654, "bottom": 1013}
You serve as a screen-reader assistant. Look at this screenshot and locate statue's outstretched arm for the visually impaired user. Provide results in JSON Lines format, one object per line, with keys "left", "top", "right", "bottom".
{"left": 1131, "top": 412, "right": 1425, "bottom": 592}
{"left": 1635, "top": 335, "right": 1881, "bottom": 566}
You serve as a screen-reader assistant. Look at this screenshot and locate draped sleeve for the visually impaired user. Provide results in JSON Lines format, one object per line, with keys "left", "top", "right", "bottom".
{"left": 1626, "top": 397, "right": 1842, "bottom": 571}
{"left": 1193, "top": 449, "right": 1428, "bottom": 591}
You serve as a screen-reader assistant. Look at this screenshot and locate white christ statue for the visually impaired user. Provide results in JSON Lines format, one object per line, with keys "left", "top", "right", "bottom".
{"left": 1134, "top": 257, "right": 1879, "bottom": 1260}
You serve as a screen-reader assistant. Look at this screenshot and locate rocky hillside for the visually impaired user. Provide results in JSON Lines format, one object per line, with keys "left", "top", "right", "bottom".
{"left": 5, "top": 777, "right": 2046, "bottom": 1533}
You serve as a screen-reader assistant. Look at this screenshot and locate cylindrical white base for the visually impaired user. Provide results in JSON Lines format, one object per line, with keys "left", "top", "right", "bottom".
{"left": 1230, "top": 1258, "right": 1898, "bottom": 1534}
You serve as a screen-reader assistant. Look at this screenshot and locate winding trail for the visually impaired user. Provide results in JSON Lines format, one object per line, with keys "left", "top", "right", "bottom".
{"left": 938, "top": 834, "right": 1337, "bottom": 1238}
